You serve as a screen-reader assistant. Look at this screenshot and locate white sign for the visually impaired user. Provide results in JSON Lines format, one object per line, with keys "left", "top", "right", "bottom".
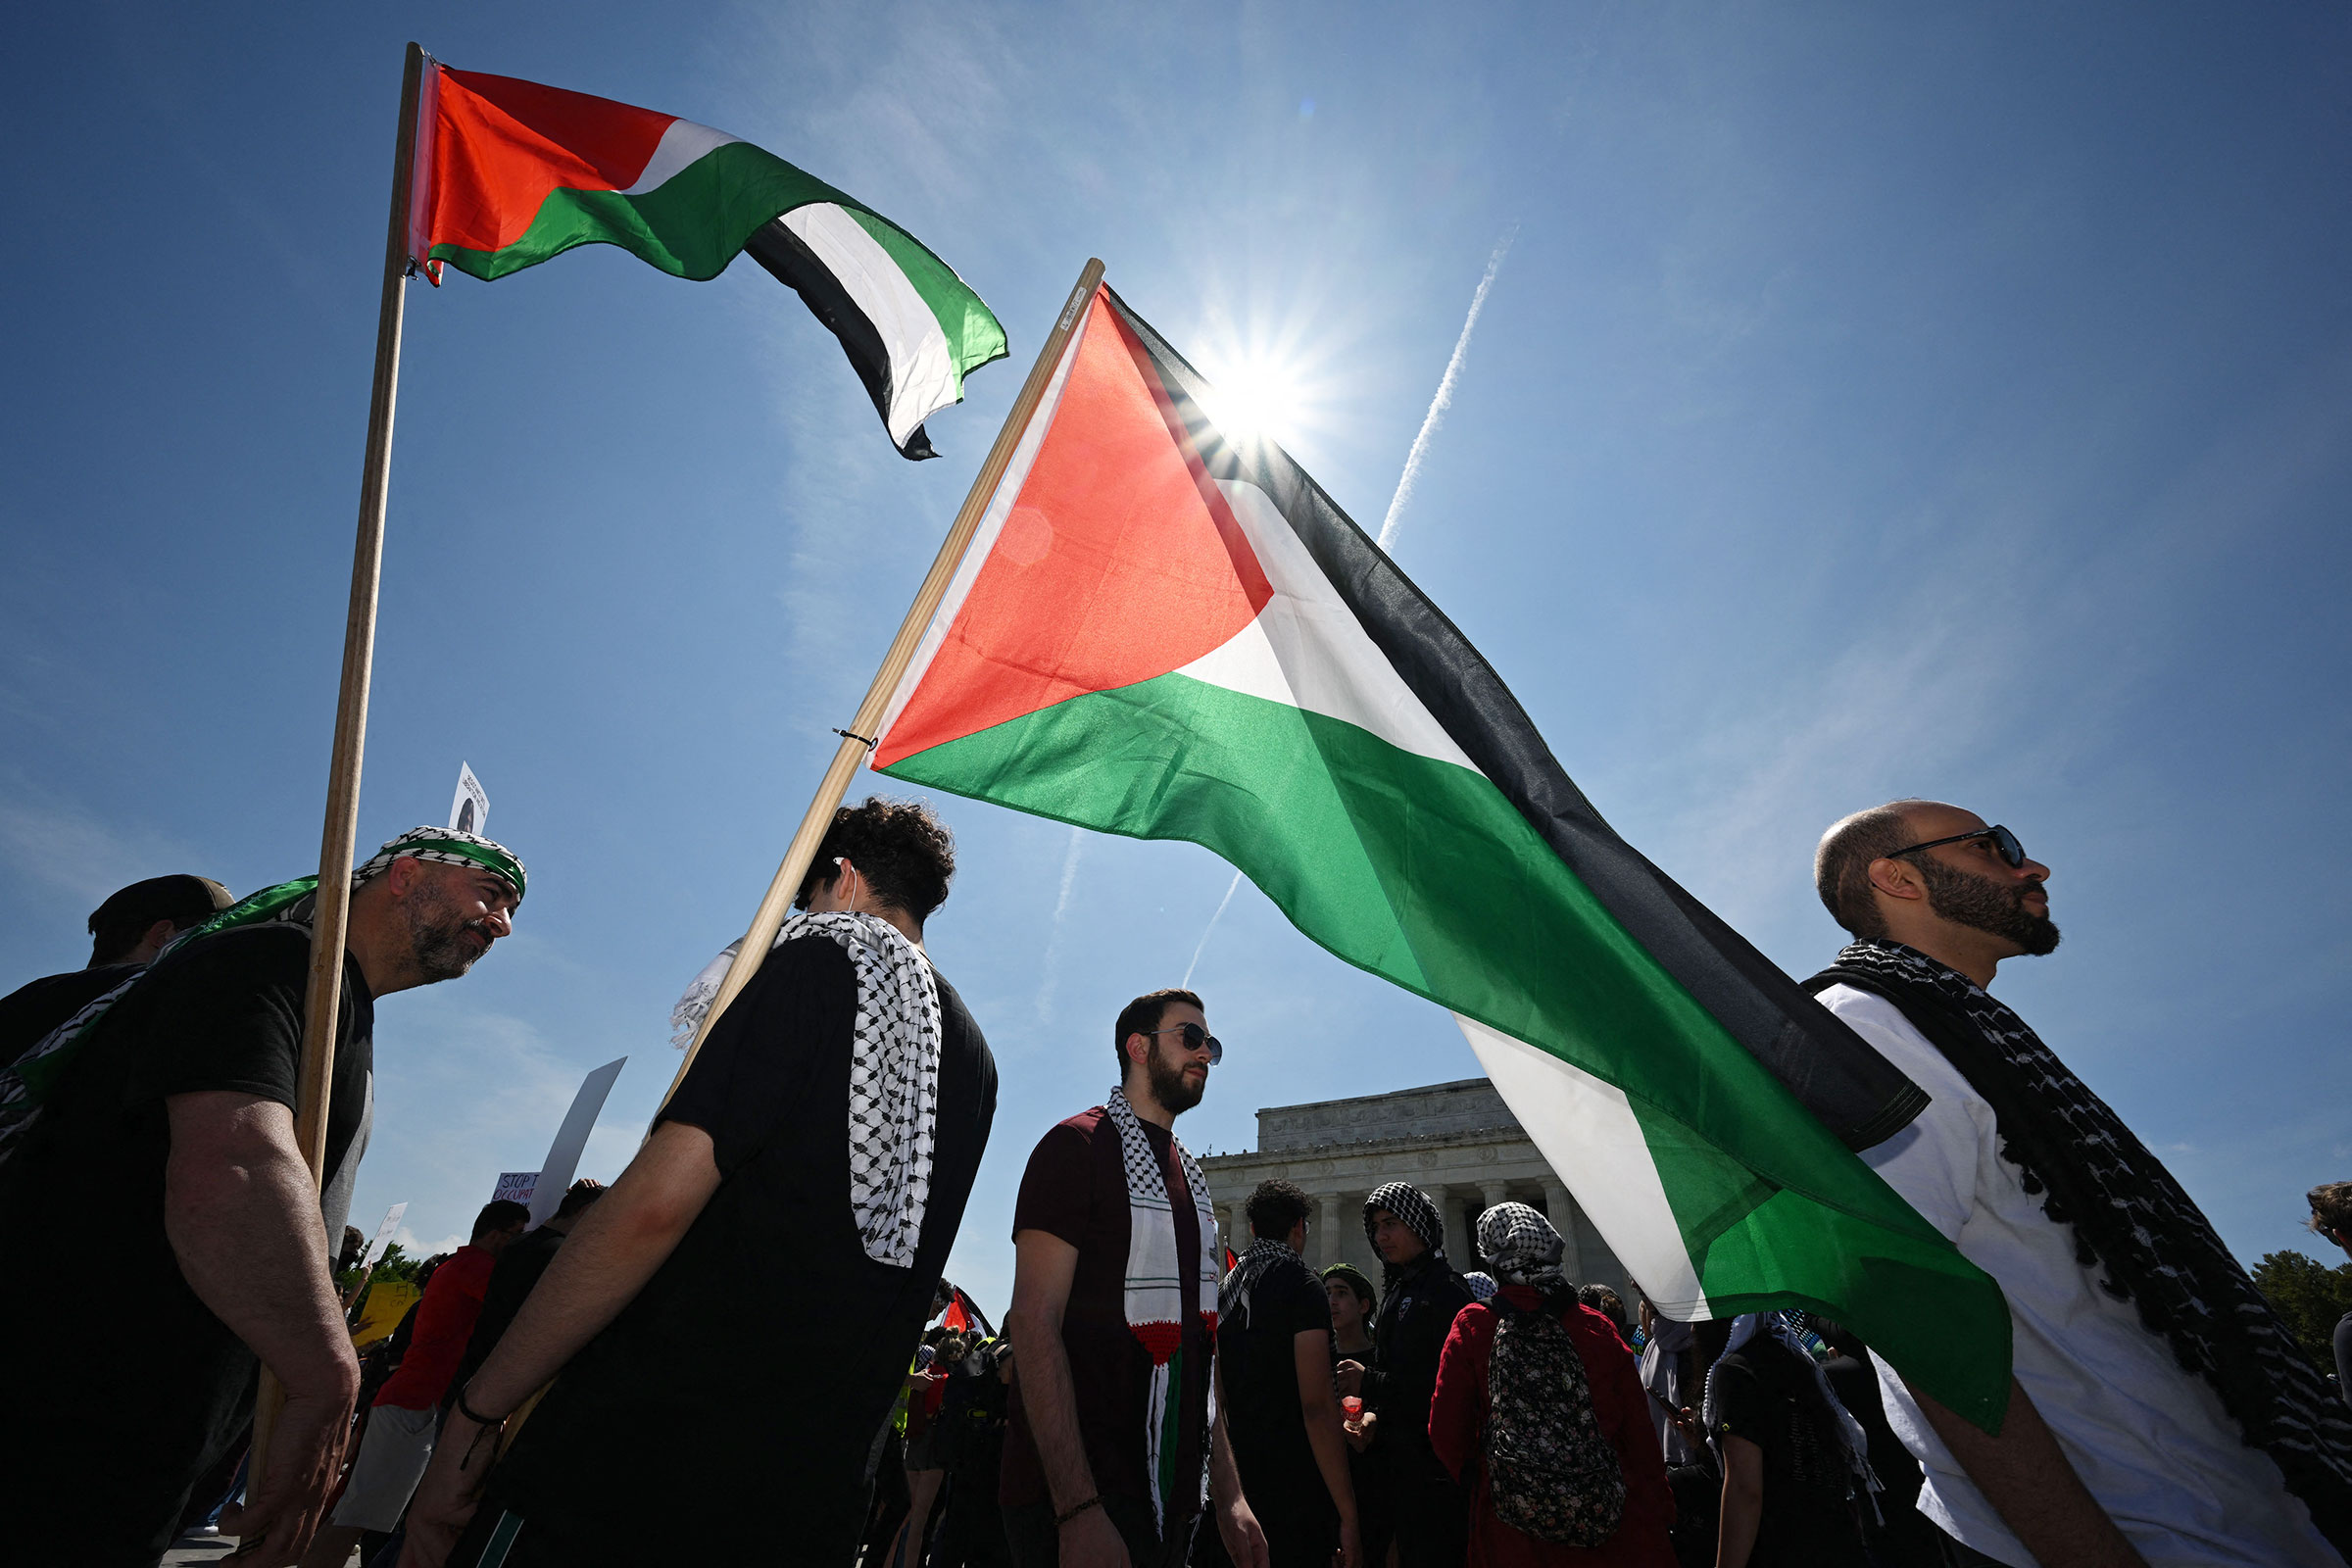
{"left": 492, "top": 1170, "right": 539, "bottom": 1208}
{"left": 450, "top": 762, "right": 489, "bottom": 836}
{"left": 362, "top": 1201, "right": 409, "bottom": 1266}
{"left": 527, "top": 1057, "right": 628, "bottom": 1230}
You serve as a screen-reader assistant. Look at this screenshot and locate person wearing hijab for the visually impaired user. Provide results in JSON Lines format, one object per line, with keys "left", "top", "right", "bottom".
{"left": 1428, "top": 1203, "right": 1676, "bottom": 1567}
{"left": 1634, "top": 1298, "right": 1696, "bottom": 1466}
{"left": 1337, "top": 1181, "right": 1474, "bottom": 1567}
{"left": 0, "top": 826, "right": 526, "bottom": 1567}
{"left": 1700, "top": 1311, "right": 1873, "bottom": 1568}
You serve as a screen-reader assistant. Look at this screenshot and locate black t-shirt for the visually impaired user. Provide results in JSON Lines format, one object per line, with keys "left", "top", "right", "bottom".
{"left": 0, "top": 923, "right": 374, "bottom": 1563}
{"left": 1709, "top": 1338, "right": 1868, "bottom": 1568}
{"left": 0, "top": 962, "right": 139, "bottom": 1065}
{"left": 491, "top": 935, "right": 997, "bottom": 1559}
{"left": 1366, "top": 1252, "right": 1472, "bottom": 1483}
{"left": 1221, "top": 1248, "right": 1336, "bottom": 1523}
{"left": 445, "top": 1224, "right": 567, "bottom": 1408}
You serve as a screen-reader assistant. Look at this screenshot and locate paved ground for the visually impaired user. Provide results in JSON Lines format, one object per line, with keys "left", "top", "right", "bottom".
{"left": 160, "top": 1534, "right": 366, "bottom": 1567}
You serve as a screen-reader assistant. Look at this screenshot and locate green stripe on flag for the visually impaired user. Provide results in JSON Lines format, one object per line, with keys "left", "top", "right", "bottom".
{"left": 845, "top": 208, "right": 1009, "bottom": 379}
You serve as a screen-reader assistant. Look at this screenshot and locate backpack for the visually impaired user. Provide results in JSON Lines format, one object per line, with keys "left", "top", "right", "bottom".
{"left": 1483, "top": 1295, "right": 1628, "bottom": 1546}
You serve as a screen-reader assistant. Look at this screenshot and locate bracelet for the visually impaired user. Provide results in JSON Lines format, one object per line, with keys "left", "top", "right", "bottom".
{"left": 454, "top": 1384, "right": 510, "bottom": 1429}
{"left": 1054, "top": 1494, "right": 1102, "bottom": 1527}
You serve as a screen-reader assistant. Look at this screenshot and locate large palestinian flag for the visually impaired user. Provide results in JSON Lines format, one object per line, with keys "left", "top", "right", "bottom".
{"left": 408, "top": 62, "right": 1005, "bottom": 457}
{"left": 872, "top": 285, "right": 2014, "bottom": 1425}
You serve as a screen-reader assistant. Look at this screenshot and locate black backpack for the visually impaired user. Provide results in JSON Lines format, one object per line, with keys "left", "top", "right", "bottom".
{"left": 1483, "top": 1294, "right": 1628, "bottom": 1546}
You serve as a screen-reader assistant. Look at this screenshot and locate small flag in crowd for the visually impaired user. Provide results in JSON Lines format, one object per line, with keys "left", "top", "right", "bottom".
{"left": 867, "top": 284, "right": 2013, "bottom": 1426}
{"left": 408, "top": 62, "right": 1007, "bottom": 457}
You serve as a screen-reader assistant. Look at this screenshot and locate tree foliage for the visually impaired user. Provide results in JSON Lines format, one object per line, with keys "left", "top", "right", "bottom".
{"left": 2253, "top": 1249, "right": 2352, "bottom": 1372}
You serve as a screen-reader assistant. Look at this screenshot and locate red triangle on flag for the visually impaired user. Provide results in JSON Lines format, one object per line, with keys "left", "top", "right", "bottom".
{"left": 876, "top": 291, "right": 1274, "bottom": 769}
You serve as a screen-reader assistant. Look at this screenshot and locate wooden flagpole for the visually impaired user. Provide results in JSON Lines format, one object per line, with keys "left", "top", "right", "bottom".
{"left": 249, "top": 39, "right": 427, "bottom": 1494}
{"left": 651, "top": 256, "right": 1105, "bottom": 1122}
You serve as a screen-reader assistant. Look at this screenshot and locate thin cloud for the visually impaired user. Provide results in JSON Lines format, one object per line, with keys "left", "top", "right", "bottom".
{"left": 1377, "top": 223, "right": 1519, "bottom": 554}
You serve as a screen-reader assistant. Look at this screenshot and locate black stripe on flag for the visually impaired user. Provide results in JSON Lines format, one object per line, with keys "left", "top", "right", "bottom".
{"left": 1102, "top": 286, "right": 1928, "bottom": 1152}
{"left": 743, "top": 218, "right": 936, "bottom": 461}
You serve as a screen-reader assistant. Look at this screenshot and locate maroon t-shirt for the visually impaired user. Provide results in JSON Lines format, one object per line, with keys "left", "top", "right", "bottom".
{"left": 1002, "top": 1105, "right": 1214, "bottom": 1531}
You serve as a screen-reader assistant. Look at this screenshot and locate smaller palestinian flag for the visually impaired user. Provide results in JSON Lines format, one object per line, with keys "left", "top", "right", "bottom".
{"left": 406, "top": 60, "right": 1005, "bottom": 457}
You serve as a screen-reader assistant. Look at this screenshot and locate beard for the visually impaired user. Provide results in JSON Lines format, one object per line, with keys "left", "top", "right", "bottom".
{"left": 1916, "top": 857, "right": 2061, "bottom": 956}
{"left": 1147, "top": 1044, "right": 1205, "bottom": 1115}
{"left": 403, "top": 879, "right": 492, "bottom": 982}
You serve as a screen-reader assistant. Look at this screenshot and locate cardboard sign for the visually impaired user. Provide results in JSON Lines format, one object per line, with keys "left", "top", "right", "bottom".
{"left": 362, "top": 1201, "right": 409, "bottom": 1266}
{"left": 450, "top": 762, "right": 489, "bottom": 836}
{"left": 526, "top": 1057, "right": 627, "bottom": 1230}
{"left": 492, "top": 1170, "right": 539, "bottom": 1208}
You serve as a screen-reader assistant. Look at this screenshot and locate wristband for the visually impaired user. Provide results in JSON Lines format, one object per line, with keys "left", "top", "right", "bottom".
{"left": 454, "top": 1384, "right": 510, "bottom": 1429}
{"left": 1054, "top": 1494, "right": 1102, "bottom": 1527}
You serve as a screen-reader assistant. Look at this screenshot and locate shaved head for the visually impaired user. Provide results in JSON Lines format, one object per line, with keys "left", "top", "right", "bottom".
{"left": 1815, "top": 799, "right": 1936, "bottom": 938}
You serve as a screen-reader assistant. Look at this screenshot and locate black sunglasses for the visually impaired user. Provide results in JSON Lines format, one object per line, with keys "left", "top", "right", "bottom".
{"left": 1141, "top": 1021, "right": 1223, "bottom": 1065}
{"left": 1887, "top": 823, "right": 2028, "bottom": 869}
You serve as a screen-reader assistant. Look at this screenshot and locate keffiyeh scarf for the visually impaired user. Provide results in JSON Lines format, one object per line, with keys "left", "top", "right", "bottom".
{"left": 1103, "top": 1086, "right": 1219, "bottom": 1534}
{"left": 671, "top": 910, "right": 941, "bottom": 1269}
{"left": 0, "top": 827, "right": 525, "bottom": 1166}
{"left": 1364, "top": 1180, "right": 1449, "bottom": 1289}
{"left": 1815, "top": 940, "right": 2352, "bottom": 1546}
{"left": 1476, "top": 1200, "right": 1572, "bottom": 1296}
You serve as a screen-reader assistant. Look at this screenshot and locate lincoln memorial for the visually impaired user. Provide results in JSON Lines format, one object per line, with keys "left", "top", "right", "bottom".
{"left": 1200, "top": 1078, "right": 1633, "bottom": 1303}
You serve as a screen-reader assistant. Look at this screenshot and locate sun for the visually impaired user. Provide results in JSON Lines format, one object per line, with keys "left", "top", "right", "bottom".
{"left": 1196, "top": 353, "right": 1311, "bottom": 446}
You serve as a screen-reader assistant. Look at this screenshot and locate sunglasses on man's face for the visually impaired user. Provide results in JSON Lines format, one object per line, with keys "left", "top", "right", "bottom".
{"left": 1142, "top": 1021, "right": 1224, "bottom": 1065}
{"left": 1888, "top": 823, "right": 2029, "bottom": 869}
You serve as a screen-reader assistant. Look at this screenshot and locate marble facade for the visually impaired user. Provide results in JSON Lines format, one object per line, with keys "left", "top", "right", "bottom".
{"left": 1200, "top": 1079, "right": 1634, "bottom": 1304}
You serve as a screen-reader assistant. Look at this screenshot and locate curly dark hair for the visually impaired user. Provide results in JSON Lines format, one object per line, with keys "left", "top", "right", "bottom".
{"left": 1246, "top": 1179, "right": 1313, "bottom": 1241}
{"left": 794, "top": 796, "right": 956, "bottom": 922}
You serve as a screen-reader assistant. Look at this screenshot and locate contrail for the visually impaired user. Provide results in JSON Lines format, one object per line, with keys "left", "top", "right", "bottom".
{"left": 1182, "top": 868, "right": 1246, "bottom": 990}
{"left": 1376, "top": 223, "right": 1518, "bottom": 554}
{"left": 1034, "top": 826, "right": 1087, "bottom": 1021}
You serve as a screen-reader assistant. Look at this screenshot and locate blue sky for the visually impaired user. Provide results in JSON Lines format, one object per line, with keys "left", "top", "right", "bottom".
{"left": 5, "top": 3, "right": 2347, "bottom": 1315}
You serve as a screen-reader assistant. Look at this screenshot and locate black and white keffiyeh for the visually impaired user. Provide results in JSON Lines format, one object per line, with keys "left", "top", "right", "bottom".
{"left": 671, "top": 910, "right": 940, "bottom": 1269}
{"left": 1476, "top": 1200, "right": 1571, "bottom": 1295}
{"left": 1815, "top": 939, "right": 2352, "bottom": 1546}
{"left": 1364, "top": 1180, "right": 1448, "bottom": 1288}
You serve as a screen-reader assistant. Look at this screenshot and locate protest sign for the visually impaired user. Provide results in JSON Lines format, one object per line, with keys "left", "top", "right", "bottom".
{"left": 527, "top": 1056, "right": 627, "bottom": 1230}
{"left": 450, "top": 761, "right": 489, "bottom": 835}
{"left": 362, "top": 1201, "right": 408, "bottom": 1266}
{"left": 492, "top": 1170, "right": 539, "bottom": 1208}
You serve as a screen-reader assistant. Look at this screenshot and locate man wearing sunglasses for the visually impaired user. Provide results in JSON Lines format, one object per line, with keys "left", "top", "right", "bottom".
{"left": 1805, "top": 801, "right": 2346, "bottom": 1568}
{"left": 1002, "top": 989, "right": 1269, "bottom": 1568}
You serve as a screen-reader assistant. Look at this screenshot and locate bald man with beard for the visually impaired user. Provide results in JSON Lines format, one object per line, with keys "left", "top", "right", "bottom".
{"left": 1805, "top": 801, "right": 2348, "bottom": 1568}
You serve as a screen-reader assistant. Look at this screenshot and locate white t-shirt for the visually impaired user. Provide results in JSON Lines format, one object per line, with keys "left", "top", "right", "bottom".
{"left": 1819, "top": 983, "right": 2337, "bottom": 1568}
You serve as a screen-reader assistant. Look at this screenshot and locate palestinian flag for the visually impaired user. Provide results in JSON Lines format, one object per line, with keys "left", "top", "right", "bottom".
{"left": 871, "top": 285, "right": 2015, "bottom": 1425}
{"left": 408, "top": 61, "right": 1005, "bottom": 457}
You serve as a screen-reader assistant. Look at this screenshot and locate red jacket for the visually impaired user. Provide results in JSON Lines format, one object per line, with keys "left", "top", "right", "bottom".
{"left": 1428, "top": 1287, "right": 1677, "bottom": 1568}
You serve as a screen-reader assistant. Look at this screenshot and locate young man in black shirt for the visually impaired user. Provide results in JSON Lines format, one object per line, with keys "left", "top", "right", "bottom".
{"left": 0, "top": 872, "right": 233, "bottom": 1064}
{"left": 0, "top": 827, "right": 525, "bottom": 1567}
{"left": 1336, "top": 1182, "right": 1473, "bottom": 1568}
{"left": 1219, "top": 1179, "right": 1359, "bottom": 1568}
{"left": 405, "top": 798, "right": 999, "bottom": 1568}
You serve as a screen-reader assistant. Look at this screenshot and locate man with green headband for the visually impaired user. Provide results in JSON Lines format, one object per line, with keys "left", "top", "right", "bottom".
{"left": 0, "top": 826, "right": 525, "bottom": 1568}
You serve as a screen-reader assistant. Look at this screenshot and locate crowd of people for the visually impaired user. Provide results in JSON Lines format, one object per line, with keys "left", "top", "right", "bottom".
{"left": 0, "top": 795, "right": 2345, "bottom": 1567}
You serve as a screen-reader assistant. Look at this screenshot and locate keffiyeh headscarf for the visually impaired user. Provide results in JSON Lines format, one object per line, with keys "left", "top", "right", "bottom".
{"left": 1363, "top": 1181, "right": 1447, "bottom": 1288}
{"left": 670, "top": 909, "right": 941, "bottom": 1269}
{"left": 1476, "top": 1200, "right": 1572, "bottom": 1296}
{"left": 1461, "top": 1271, "right": 1498, "bottom": 1303}
{"left": 1102, "top": 1086, "right": 1219, "bottom": 1535}
{"left": 0, "top": 827, "right": 526, "bottom": 1164}
{"left": 1815, "top": 939, "right": 2352, "bottom": 1545}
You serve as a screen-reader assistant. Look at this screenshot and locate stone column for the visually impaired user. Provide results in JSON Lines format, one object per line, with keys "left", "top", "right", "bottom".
{"left": 1429, "top": 1185, "right": 1474, "bottom": 1270}
{"left": 1541, "top": 1177, "right": 1585, "bottom": 1281}
{"left": 1316, "top": 1191, "right": 1344, "bottom": 1269}
{"left": 1475, "top": 1181, "right": 1509, "bottom": 1267}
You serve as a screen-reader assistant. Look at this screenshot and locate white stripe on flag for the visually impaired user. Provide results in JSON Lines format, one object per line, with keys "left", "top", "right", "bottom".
{"left": 1456, "top": 1014, "right": 1710, "bottom": 1319}
{"left": 619, "top": 118, "right": 742, "bottom": 195}
{"left": 1176, "top": 479, "right": 1480, "bottom": 771}
{"left": 782, "top": 204, "right": 957, "bottom": 449}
